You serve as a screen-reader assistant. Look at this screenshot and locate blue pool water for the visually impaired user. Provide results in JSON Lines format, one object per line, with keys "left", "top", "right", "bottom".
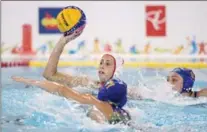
{"left": 2, "top": 67, "right": 207, "bottom": 132}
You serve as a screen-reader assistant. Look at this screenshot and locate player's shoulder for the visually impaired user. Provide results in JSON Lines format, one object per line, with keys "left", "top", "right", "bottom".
{"left": 105, "top": 78, "right": 127, "bottom": 89}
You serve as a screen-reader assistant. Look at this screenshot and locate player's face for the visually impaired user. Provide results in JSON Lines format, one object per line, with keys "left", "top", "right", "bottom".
{"left": 167, "top": 72, "right": 183, "bottom": 92}
{"left": 98, "top": 55, "right": 115, "bottom": 82}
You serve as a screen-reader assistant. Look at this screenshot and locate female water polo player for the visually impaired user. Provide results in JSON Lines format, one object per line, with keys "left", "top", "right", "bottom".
{"left": 166, "top": 68, "right": 207, "bottom": 97}
{"left": 12, "top": 28, "right": 131, "bottom": 124}
{"left": 128, "top": 68, "right": 207, "bottom": 99}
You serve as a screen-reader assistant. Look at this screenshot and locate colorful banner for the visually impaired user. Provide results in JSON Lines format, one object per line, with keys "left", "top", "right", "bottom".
{"left": 146, "top": 5, "right": 166, "bottom": 37}
{"left": 39, "top": 7, "right": 63, "bottom": 34}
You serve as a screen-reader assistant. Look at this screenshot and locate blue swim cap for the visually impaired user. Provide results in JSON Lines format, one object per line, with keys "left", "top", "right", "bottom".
{"left": 172, "top": 68, "right": 195, "bottom": 93}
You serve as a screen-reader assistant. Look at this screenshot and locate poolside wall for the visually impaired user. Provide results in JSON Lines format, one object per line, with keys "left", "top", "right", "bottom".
{"left": 1, "top": 1, "right": 207, "bottom": 55}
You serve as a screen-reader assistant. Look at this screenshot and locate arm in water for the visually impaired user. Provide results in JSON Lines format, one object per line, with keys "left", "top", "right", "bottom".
{"left": 42, "top": 27, "right": 99, "bottom": 88}
{"left": 127, "top": 87, "right": 142, "bottom": 99}
{"left": 11, "top": 76, "right": 113, "bottom": 121}
{"left": 197, "top": 88, "right": 207, "bottom": 97}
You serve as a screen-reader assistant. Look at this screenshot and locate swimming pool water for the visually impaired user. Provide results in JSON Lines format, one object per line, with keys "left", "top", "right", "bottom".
{"left": 2, "top": 67, "right": 207, "bottom": 132}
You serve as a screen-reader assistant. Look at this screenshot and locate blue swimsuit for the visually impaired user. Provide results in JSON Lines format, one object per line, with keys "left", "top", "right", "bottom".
{"left": 97, "top": 78, "right": 131, "bottom": 124}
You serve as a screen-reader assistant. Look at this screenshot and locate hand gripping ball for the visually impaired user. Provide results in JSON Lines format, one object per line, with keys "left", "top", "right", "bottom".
{"left": 56, "top": 6, "right": 86, "bottom": 36}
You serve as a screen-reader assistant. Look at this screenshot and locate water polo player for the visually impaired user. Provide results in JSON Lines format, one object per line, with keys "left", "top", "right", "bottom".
{"left": 167, "top": 68, "right": 207, "bottom": 98}
{"left": 12, "top": 27, "right": 131, "bottom": 124}
{"left": 128, "top": 67, "right": 207, "bottom": 99}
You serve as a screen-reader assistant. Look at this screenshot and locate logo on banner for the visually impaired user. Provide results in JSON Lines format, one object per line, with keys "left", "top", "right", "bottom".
{"left": 39, "top": 7, "right": 63, "bottom": 34}
{"left": 146, "top": 5, "right": 166, "bottom": 37}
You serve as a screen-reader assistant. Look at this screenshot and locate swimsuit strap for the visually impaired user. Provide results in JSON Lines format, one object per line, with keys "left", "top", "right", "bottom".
{"left": 194, "top": 91, "right": 198, "bottom": 98}
{"left": 189, "top": 91, "right": 198, "bottom": 98}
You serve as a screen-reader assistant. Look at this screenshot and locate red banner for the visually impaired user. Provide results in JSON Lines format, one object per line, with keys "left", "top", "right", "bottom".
{"left": 146, "top": 5, "right": 166, "bottom": 37}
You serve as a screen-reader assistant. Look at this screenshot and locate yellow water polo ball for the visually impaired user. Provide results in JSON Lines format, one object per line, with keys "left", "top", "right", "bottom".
{"left": 56, "top": 6, "right": 86, "bottom": 35}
